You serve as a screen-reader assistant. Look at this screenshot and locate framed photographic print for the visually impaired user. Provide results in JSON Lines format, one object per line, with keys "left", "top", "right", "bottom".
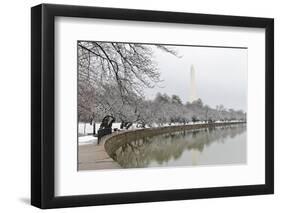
{"left": 31, "top": 3, "right": 274, "bottom": 209}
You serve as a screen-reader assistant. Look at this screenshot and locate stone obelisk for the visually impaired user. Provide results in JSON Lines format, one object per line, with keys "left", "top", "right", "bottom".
{"left": 189, "top": 64, "right": 197, "bottom": 103}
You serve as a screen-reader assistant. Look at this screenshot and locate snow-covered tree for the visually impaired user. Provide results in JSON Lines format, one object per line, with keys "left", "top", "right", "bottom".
{"left": 77, "top": 41, "right": 246, "bottom": 127}
{"left": 78, "top": 42, "right": 178, "bottom": 123}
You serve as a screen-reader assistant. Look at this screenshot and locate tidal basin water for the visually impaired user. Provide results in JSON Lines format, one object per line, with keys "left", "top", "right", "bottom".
{"left": 113, "top": 124, "right": 246, "bottom": 168}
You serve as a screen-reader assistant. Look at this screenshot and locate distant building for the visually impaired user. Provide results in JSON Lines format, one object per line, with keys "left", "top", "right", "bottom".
{"left": 189, "top": 64, "right": 197, "bottom": 102}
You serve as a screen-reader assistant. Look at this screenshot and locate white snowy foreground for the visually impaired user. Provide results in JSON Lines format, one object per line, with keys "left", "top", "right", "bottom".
{"left": 79, "top": 135, "right": 98, "bottom": 146}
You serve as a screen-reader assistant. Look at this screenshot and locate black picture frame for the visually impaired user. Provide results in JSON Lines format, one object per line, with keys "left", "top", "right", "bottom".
{"left": 31, "top": 3, "right": 274, "bottom": 209}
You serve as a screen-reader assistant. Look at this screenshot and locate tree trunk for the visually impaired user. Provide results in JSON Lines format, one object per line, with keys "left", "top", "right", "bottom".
{"left": 83, "top": 122, "right": 86, "bottom": 135}
{"left": 93, "top": 122, "right": 96, "bottom": 135}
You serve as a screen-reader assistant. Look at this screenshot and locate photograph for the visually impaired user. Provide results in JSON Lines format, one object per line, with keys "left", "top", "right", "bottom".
{"left": 77, "top": 41, "right": 247, "bottom": 171}
{"left": 30, "top": 3, "right": 274, "bottom": 209}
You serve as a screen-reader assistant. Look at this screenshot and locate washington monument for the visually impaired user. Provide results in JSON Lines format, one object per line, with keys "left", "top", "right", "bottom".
{"left": 189, "top": 64, "right": 197, "bottom": 102}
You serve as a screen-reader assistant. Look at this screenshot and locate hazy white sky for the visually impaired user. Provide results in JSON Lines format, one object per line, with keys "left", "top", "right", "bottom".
{"left": 144, "top": 45, "right": 248, "bottom": 112}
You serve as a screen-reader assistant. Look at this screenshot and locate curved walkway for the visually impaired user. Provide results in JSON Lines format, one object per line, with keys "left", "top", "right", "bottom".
{"left": 78, "top": 121, "right": 245, "bottom": 171}
{"left": 78, "top": 132, "right": 121, "bottom": 170}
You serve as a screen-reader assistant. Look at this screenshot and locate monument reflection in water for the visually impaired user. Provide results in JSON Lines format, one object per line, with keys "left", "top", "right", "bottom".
{"left": 113, "top": 124, "right": 246, "bottom": 168}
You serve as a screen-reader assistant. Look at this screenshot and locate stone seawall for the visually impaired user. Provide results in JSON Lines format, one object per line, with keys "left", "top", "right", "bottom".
{"left": 103, "top": 122, "right": 246, "bottom": 160}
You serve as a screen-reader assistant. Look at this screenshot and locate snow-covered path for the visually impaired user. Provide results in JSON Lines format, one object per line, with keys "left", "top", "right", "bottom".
{"left": 78, "top": 135, "right": 98, "bottom": 146}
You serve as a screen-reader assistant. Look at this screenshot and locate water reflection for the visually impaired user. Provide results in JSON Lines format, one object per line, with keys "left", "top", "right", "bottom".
{"left": 113, "top": 124, "right": 247, "bottom": 168}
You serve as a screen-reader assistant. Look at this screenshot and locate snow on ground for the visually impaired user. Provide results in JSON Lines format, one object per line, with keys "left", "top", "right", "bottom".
{"left": 78, "top": 120, "right": 243, "bottom": 135}
{"left": 79, "top": 135, "right": 98, "bottom": 146}
{"left": 78, "top": 120, "right": 244, "bottom": 145}
{"left": 78, "top": 122, "right": 122, "bottom": 135}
